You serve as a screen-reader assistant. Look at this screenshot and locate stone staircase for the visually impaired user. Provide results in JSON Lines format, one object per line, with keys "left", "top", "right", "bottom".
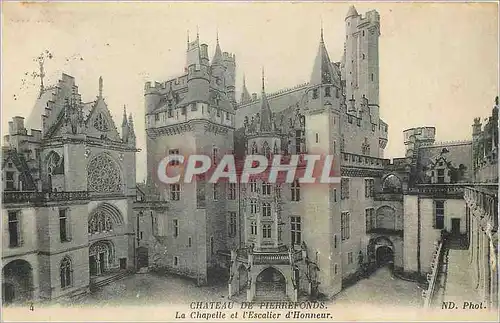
{"left": 90, "top": 270, "right": 130, "bottom": 291}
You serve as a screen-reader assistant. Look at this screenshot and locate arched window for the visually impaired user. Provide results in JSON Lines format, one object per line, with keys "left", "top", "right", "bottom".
{"left": 93, "top": 113, "right": 109, "bottom": 132}
{"left": 88, "top": 209, "right": 114, "bottom": 234}
{"left": 60, "top": 256, "right": 72, "bottom": 288}
{"left": 262, "top": 203, "right": 272, "bottom": 217}
{"left": 88, "top": 204, "right": 123, "bottom": 235}
{"left": 251, "top": 142, "right": 258, "bottom": 154}
{"left": 262, "top": 224, "right": 272, "bottom": 238}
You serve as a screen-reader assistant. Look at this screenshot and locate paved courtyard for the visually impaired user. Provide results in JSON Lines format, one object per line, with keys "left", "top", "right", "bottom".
{"left": 333, "top": 266, "right": 423, "bottom": 307}
{"left": 69, "top": 266, "right": 422, "bottom": 307}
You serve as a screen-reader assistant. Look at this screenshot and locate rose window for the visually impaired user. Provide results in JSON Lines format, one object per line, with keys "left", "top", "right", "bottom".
{"left": 88, "top": 154, "right": 122, "bottom": 192}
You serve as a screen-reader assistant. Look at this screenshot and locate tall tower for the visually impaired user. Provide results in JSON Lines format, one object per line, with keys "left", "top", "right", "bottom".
{"left": 302, "top": 27, "right": 343, "bottom": 297}
{"left": 343, "top": 6, "right": 380, "bottom": 116}
{"left": 144, "top": 33, "right": 236, "bottom": 285}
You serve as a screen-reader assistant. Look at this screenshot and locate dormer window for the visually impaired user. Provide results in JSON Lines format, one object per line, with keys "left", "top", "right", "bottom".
{"left": 312, "top": 89, "right": 318, "bottom": 99}
{"left": 325, "top": 87, "right": 331, "bottom": 97}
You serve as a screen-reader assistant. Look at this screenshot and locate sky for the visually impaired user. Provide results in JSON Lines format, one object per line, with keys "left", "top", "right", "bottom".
{"left": 2, "top": 2, "right": 498, "bottom": 182}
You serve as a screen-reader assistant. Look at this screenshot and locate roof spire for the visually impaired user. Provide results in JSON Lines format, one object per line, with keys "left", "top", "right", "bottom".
{"left": 98, "top": 76, "right": 103, "bottom": 98}
{"left": 128, "top": 113, "right": 136, "bottom": 138}
{"left": 187, "top": 29, "right": 190, "bottom": 46}
{"left": 122, "top": 105, "right": 128, "bottom": 127}
{"left": 196, "top": 25, "right": 199, "bottom": 41}
{"left": 216, "top": 27, "right": 219, "bottom": 44}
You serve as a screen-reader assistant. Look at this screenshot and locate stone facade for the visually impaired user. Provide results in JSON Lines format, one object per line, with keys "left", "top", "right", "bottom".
{"left": 2, "top": 74, "right": 138, "bottom": 304}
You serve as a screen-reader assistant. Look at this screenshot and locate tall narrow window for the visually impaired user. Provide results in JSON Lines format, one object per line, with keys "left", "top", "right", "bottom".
{"left": 228, "top": 183, "right": 236, "bottom": 200}
{"left": 262, "top": 182, "right": 271, "bottom": 195}
{"left": 210, "top": 237, "right": 214, "bottom": 255}
{"left": 347, "top": 252, "right": 353, "bottom": 264}
{"left": 435, "top": 201, "right": 445, "bottom": 229}
{"left": 315, "top": 133, "right": 319, "bottom": 143}
{"left": 60, "top": 257, "right": 72, "bottom": 288}
{"left": 170, "top": 184, "right": 181, "bottom": 200}
{"left": 250, "top": 180, "right": 257, "bottom": 193}
{"left": 188, "top": 237, "right": 192, "bottom": 247}
{"left": 334, "top": 188, "right": 337, "bottom": 202}
{"left": 173, "top": 256, "right": 179, "bottom": 266}
{"left": 334, "top": 234, "right": 338, "bottom": 249}
{"left": 262, "top": 224, "right": 272, "bottom": 238}
{"left": 291, "top": 179, "right": 300, "bottom": 201}
{"left": 212, "top": 147, "right": 219, "bottom": 166}
{"left": 365, "top": 208, "right": 375, "bottom": 232}
{"left": 8, "top": 211, "right": 21, "bottom": 248}
{"left": 325, "top": 86, "right": 331, "bottom": 97}
{"left": 291, "top": 216, "right": 302, "bottom": 245}
{"left": 262, "top": 203, "right": 272, "bottom": 217}
{"left": 250, "top": 199, "right": 257, "bottom": 214}
{"left": 59, "top": 209, "right": 70, "bottom": 242}
{"left": 173, "top": 219, "right": 179, "bottom": 237}
{"left": 341, "top": 212, "right": 350, "bottom": 241}
{"left": 251, "top": 221, "right": 257, "bottom": 235}
{"left": 229, "top": 212, "right": 237, "bottom": 237}
{"left": 213, "top": 183, "right": 219, "bottom": 200}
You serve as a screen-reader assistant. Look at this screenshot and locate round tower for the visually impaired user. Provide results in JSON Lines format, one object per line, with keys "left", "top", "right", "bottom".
{"left": 144, "top": 82, "right": 161, "bottom": 115}
{"left": 187, "top": 63, "right": 210, "bottom": 103}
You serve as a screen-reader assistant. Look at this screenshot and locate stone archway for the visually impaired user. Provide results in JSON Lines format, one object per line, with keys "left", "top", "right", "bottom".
{"left": 2, "top": 259, "right": 34, "bottom": 305}
{"left": 381, "top": 174, "right": 402, "bottom": 193}
{"left": 89, "top": 240, "right": 115, "bottom": 276}
{"left": 255, "top": 267, "right": 287, "bottom": 300}
{"left": 368, "top": 236, "right": 395, "bottom": 267}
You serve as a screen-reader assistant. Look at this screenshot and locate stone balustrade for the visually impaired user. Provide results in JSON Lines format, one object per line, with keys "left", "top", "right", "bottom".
{"left": 3, "top": 190, "right": 89, "bottom": 205}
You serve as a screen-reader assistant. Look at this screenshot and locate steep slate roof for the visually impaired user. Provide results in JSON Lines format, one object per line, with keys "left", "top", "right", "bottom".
{"left": 310, "top": 32, "right": 340, "bottom": 87}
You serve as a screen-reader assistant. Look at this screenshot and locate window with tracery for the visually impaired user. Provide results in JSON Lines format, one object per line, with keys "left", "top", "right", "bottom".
{"left": 87, "top": 154, "right": 122, "bottom": 192}
{"left": 88, "top": 209, "right": 114, "bottom": 234}
{"left": 93, "top": 113, "right": 109, "bottom": 132}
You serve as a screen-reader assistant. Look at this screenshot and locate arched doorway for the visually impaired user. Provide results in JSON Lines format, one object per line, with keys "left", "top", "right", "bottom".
{"left": 89, "top": 240, "right": 115, "bottom": 276}
{"left": 238, "top": 265, "right": 248, "bottom": 291}
{"left": 376, "top": 246, "right": 394, "bottom": 266}
{"left": 2, "top": 259, "right": 34, "bottom": 305}
{"left": 255, "top": 267, "right": 286, "bottom": 300}
{"left": 368, "top": 236, "right": 394, "bottom": 267}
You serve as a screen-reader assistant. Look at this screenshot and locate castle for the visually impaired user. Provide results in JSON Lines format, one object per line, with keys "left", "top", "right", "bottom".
{"left": 2, "top": 5, "right": 497, "bottom": 308}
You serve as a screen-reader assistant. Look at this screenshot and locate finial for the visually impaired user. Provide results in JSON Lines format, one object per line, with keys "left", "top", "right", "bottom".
{"left": 99, "top": 76, "right": 103, "bottom": 98}
{"left": 123, "top": 104, "right": 127, "bottom": 116}
{"left": 196, "top": 25, "right": 199, "bottom": 40}
{"left": 216, "top": 27, "right": 219, "bottom": 44}
{"left": 320, "top": 17, "right": 324, "bottom": 43}
{"left": 187, "top": 29, "right": 190, "bottom": 45}
{"left": 261, "top": 67, "right": 265, "bottom": 92}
